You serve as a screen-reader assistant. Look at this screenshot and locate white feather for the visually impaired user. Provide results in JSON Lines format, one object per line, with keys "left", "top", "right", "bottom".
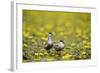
{"left": 58, "top": 42, "right": 64, "bottom": 48}
{"left": 54, "top": 41, "right": 64, "bottom": 49}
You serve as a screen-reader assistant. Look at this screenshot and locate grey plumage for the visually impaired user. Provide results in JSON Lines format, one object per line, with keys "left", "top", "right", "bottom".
{"left": 44, "top": 33, "right": 53, "bottom": 53}
{"left": 54, "top": 40, "right": 64, "bottom": 52}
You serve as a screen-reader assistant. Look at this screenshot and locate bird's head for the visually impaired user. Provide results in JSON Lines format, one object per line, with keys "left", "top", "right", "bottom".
{"left": 48, "top": 32, "right": 52, "bottom": 37}
{"left": 59, "top": 40, "right": 64, "bottom": 43}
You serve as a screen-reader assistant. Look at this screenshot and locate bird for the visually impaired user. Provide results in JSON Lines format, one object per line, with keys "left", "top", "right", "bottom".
{"left": 54, "top": 40, "right": 64, "bottom": 55}
{"left": 44, "top": 33, "right": 53, "bottom": 53}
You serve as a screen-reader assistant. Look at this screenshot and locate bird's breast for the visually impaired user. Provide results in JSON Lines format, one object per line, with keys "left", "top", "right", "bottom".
{"left": 47, "top": 39, "right": 52, "bottom": 45}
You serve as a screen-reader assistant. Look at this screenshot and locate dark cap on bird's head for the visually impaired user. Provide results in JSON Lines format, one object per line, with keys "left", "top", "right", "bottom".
{"left": 60, "top": 40, "right": 64, "bottom": 43}
{"left": 48, "top": 32, "right": 52, "bottom": 35}
{"left": 48, "top": 32, "right": 53, "bottom": 36}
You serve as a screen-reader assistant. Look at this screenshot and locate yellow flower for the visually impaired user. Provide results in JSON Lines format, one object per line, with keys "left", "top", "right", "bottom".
{"left": 84, "top": 45, "right": 90, "bottom": 49}
{"left": 23, "top": 33, "right": 29, "bottom": 37}
{"left": 82, "top": 52, "right": 86, "bottom": 55}
{"left": 39, "top": 53, "right": 44, "bottom": 56}
{"left": 44, "top": 52, "right": 48, "bottom": 55}
{"left": 37, "top": 32, "right": 43, "bottom": 36}
{"left": 31, "top": 39, "right": 35, "bottom": 43}
{"left": 47, "top": 57, "right": 54, "bottom": 61}
{"left": 62, "top": 54, "right": 72, "bottom": 60}
{"left": 84, "top": 41, "right": 91, "bottom": 48}
{"left": 82, "top": 35, "right": 88, "bottom": 40}
{"left": 41, "top": 37, "right": 47, "bottom": 41}
{"left": 23, "top": 44, "right": 28, "bottom": 47}
{"left": 35, "top": 53, "right": 39, "bottom": 56}
{"left": 28, "top": 36, "right": 33, "bottom": 39}
{"left": 83, "top": 40, "right": 87, "bottom": 44}
{"left": 87, "top": 42, "right": 91, "bottom": 45}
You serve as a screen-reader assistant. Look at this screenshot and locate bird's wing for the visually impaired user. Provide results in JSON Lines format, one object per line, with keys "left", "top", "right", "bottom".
{"left": 59, "top": 43, "right": 64, "bottom": 48}
{"left": 54, "top": 43, "right": 59, "bottom": 49}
